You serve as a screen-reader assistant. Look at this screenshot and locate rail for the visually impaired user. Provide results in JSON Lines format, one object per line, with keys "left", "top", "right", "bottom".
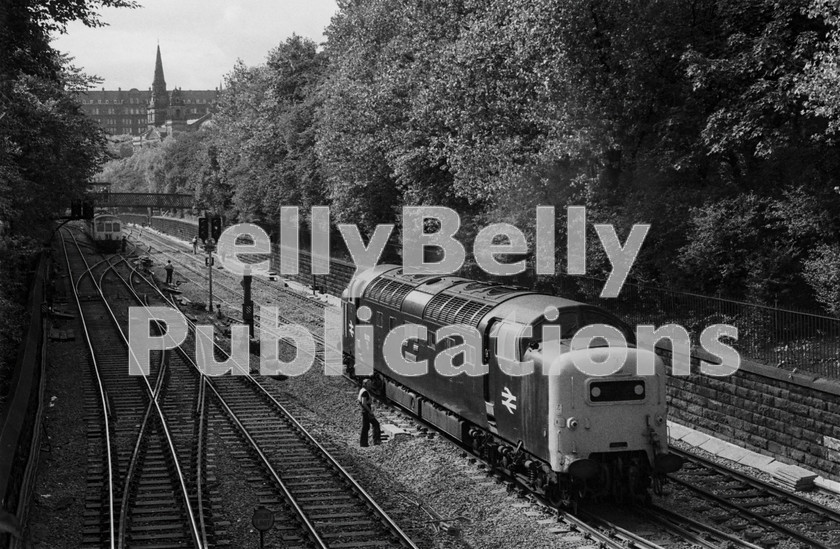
{"left": 63, "top": 229, "right": 204, "bottom": 548}
{"left": 128, "top": 257, "right": 419, "bottom": 549}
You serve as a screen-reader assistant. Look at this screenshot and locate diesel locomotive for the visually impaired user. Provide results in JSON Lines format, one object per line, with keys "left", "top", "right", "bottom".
{"left": 342, "top": 265, "right": 682, "bottom": 505}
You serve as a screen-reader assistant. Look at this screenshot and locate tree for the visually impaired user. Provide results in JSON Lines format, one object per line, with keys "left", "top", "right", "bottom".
{"left": 1, "top": 0, "right": 137, "bottom": 239}
{"left": 0, "top": 0, "right": 137, "bottom": 387}
{"left": 211, "top": 38, "right": 327, "bottom": 225}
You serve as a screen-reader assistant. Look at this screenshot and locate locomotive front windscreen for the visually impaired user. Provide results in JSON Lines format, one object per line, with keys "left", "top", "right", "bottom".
{"left": 531, "top": 308, "right": 635, "bottom": 345}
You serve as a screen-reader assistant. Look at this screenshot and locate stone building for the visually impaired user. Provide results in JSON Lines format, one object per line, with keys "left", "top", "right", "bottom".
{"left": 78, "top": 45, "right": 219, "bottom": 138}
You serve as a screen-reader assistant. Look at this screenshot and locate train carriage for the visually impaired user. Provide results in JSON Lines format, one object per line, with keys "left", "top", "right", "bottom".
{"left": 342, "top": 265, "right": 682, "bottom": 505}
{"left": 86, "top": 214, "right": 122, "bottom": 253}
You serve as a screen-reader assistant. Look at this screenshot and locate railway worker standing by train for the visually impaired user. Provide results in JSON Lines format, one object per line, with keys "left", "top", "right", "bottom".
{"left": 192, "top": 236, "right": 198, "bottom": 254}
{"left": 164, "top": 260, "right": 174, "bottom": 285}
{"left": 121, "top": 236, "right": 127, "bottom": 253}
{"left": 358, "top": 379, "right": 381, "bottom": 447}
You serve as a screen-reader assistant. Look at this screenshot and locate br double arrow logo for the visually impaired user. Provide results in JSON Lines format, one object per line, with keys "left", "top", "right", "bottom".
{"left": 501, "top": 387, "right": 517, "bottom": 414}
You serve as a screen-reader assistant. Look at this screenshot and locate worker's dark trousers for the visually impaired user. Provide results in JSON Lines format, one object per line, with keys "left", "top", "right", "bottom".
{"left": 360, "top": 411, "right": 381, "bottom": 447}
{"left": 166, "top": 272, "right": 173, "bottom": 284}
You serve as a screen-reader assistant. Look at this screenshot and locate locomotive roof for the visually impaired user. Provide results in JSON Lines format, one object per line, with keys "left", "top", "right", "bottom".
{"left": 92, "top": 214, "right": 120, "bottom": 221}
{"left": 359, "top": 265, "right": 595, "bottom": 329}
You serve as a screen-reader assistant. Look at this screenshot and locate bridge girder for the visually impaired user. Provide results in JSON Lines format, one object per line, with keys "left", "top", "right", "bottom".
{"left": 94, "top": 192, "right": 194, "bottom": 209}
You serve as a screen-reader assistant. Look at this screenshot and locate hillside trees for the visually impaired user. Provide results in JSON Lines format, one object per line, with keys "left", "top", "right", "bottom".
{"left": 673, "top": 0, "right": 840, "bottom": 303}
{"left": 95, "top": 0, "right": 840, "bottom": 311}
{"left": 0, "top": 0, "right": 135, "bottom": 379}
{"left": 1, "top": 0, "right": 134, "bottom": 238}
{"left": 211, "top": 36, "right": 327, "bottom": 224}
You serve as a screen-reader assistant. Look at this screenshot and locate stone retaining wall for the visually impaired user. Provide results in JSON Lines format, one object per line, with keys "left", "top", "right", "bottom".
{"left": 269, "top": 245, "right": 356, "bottom": 298}
{"left": 660, "top": 348, "right": 840, "bottom": 481}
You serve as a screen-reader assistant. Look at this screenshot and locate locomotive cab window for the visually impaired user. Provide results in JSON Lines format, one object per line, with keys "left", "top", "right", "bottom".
{"left": 96, "top": 223, "right": 104, "bottom": 231}
{"left": 530, "top": 312, "right": 579, "bottom": 347}
{"left": 528, "top": 308, "right": 635, "bottom": 351}
{"left": 580, "top": 309, "right": 635, "bottom": 344}
{"left": 112, "top": 222, "right": 120, "bottom": 231}
{"left": 375, "top": 311, "right": 383, "bottom": 328}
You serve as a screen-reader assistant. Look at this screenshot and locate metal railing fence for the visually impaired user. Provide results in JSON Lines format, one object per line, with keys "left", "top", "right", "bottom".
{"left": 549, "top": 274, "right": 840, "bottom": 378}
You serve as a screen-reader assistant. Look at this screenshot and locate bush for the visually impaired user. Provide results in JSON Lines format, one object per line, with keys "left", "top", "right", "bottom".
{"left": 803, "top": 244, "right": 840, "bottom": 315}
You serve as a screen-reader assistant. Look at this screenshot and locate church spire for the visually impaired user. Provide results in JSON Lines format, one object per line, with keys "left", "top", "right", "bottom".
{"left": 148, "top": 44, "right": 169, "bottom": 129}
{"left": 152, "top": 44, "right": 166, "bottom": 94}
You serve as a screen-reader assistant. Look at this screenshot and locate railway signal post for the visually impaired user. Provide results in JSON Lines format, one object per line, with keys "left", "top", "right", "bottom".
{"left": 205, "top": 237, "right": 215, "bottom": 312}
{"left": 242, "top": 265, "right": 254, "bottom": 337}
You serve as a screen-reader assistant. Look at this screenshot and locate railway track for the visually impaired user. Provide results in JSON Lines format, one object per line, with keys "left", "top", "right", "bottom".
{"left": 129, "top": 225, "right": 325, "bottom": 323}
{"left": 128, "top": 225, "right": 840, "bottom": 549}
{"left": 125, "top": 227, "right": 764, "bottom": 549}
{"left": 668, "top": 446, "right": 840, "bottom": 548}
{"left": 61, "top": 229, "right": 206, "bottom": 548}
{"left": 122, "top": 230, "right": 420, "bottom": 548}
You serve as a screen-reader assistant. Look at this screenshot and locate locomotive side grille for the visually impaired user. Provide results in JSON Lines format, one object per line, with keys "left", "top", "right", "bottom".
{"left": 364, "top": 278, "right": 392, "bottom": 302}
{"left": 440, "top": 297, "right": 469, "bottom": 325}
{"left": 365, "top": 277, "right": 416, "bottom": 309}
{"left": 424, "top": 293, "right": 452, "bottom": 321}
{"left": 424, "top": 294, "right": 493, "bottom": 326}
{"left": 381, "top": 280, "right": 414, "bottom": 308}
{"left": 469, "top": 304, "right": 494, "bottom": 324}
{"left": 454, "top": 300, "right": 486, "bottom": 324}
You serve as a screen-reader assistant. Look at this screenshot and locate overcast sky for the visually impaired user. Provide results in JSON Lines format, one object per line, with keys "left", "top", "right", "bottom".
{"left": 51, "top": 0, "right": 340, "bottom": 91}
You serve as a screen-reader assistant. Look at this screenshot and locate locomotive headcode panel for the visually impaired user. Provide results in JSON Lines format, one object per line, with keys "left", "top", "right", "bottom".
{"left": 342, "top": 265, "right": 682, "bottom": 504}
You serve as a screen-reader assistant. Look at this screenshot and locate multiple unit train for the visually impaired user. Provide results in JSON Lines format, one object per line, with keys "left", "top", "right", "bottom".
{"left": 86, "top": 214, "right": 123, "bottom": 253}
{"left": 342, "top": 265, "right": 682, "bottom": 505}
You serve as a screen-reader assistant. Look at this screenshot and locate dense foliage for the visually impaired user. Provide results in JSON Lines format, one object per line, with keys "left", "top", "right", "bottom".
{"left": 0, "top": 0, "right": 131, "bottom": 368}
{"left": 101, "top": 0, "right": 840, "bottom": 313}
